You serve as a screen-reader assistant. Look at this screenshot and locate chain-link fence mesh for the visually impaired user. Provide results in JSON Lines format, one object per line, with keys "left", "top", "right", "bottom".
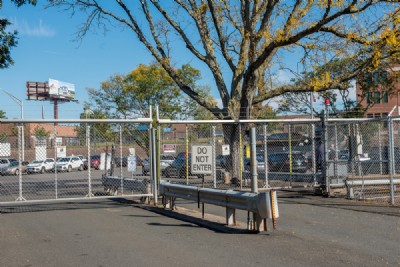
{"left": 158, "top": 121, "right": 319, "bottom": 190}
{"left": 0, "top": 121, "right": 152, "bottom": 202}
{"left": 1, "top": 117, "right": 399, "bottom": 205}
{"left": 324, "top": 118, "right": 399, "bottom": 204}
{"left": 158, "top": 118, "right": 399, "bottom": 206}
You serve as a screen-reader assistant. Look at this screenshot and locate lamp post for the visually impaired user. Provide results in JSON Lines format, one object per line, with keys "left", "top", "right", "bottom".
{"left": 0, "top": 88, "right": 24, "bottom": 160}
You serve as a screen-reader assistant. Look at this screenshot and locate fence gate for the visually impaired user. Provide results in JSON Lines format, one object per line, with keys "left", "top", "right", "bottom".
{"left": 156, "top": 118, "right": 320, "bottom": 191}
{"left": 0, "top": 118, "right": 153, "bottom": 204}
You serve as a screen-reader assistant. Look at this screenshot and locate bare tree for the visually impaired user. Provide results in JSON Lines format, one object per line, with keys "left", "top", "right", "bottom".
{"left": 47, "top": 0, "right": 400, "bottom": 177}
{"left": 47, "top": 1, "right": 399, "bottom": 119}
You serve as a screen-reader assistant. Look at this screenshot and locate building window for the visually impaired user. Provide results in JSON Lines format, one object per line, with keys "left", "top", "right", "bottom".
{"left": 375, "top": 113, "right": 381, "bottom": 119}
{"left": 367, "top": 114, "right": 373, "bottom": 118}
{"left": 374, "top": 92, "right": 380, "bottom": 103}
{"left": 380, "top": 71, "right": 387, "bottom": 82}
{"left": 365, "top": 73, "right": 372, "bottom": 86}
{"left": 366, "top": 92, "right": 372, "bottom": 104}
{"left": 382, "top": 91, "right": 388, "bottom": 103}
{"left": 382, "top": 113, "right": 388, "bottom": 118}
{"left": 373, "top": 72, "right": 379, "bottom": 85}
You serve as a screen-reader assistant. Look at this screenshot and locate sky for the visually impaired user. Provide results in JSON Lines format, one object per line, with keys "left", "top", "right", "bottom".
{"left": 0, "top": 1, "right": 356, "bottom": 120}
{"left": 0, "top": 1, "right": 154, "bottom": 119}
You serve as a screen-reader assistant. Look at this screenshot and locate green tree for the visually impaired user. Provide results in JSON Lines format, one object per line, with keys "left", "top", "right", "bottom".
{"left": 0, "top": 109, "right": 6, "bottom": 118}
{"left": 33, "top": 125, "right": 49, "bottom": 146}
{"left": 87, "top": 63, "right": 214, "bottom": 120}
{"left": 33, "top": 125, "right": 49, "bottom": 138}
{"left": 76, "top": 109, "right": 114, "bottom": 146}
{"left": 0, "top": 0, "right": 36, "bottom": 69}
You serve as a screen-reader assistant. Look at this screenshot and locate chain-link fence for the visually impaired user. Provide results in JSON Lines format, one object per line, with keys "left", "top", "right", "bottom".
{"left": 0, "top": 119, "right": 152, "bottom": 203}
{"left": 1, "top": 116, "right": 399, "bottom": 206}
{"left": 157, "top": 120, "right": 319, "bottom": 190}
{"left": 157, "top": 117, "right": 400, "bottom": 206}
{"left": 325, "top": 118, "right": 400, "bottom": 205}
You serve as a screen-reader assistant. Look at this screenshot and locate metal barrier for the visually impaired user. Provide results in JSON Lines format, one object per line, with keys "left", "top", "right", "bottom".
{"left": 159, "top": 181, "right": 279, "bottom": 232}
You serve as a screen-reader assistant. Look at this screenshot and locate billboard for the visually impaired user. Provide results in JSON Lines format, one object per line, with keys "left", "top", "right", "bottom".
{"left": 49, "top": 78, "right": 75, "bottom": 100}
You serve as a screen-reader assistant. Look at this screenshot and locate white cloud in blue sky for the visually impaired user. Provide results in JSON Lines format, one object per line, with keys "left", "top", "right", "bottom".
{"left": 9, "top": 17, "right": 55, "bottom": 37}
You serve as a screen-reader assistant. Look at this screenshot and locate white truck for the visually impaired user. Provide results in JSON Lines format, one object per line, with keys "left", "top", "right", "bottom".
{"left": 27, "top": 158, "right": 55, "bottom": 174}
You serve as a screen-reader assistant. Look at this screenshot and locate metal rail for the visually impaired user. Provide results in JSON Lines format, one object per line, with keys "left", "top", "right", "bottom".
{"left": 159, "top": 182, "right": 279, "bottom": 232}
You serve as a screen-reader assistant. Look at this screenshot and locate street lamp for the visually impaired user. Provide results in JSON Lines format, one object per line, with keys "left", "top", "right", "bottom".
{"left": 0, "top": 88, "right": 24, "bottom": 160}
{"left": 0, "top": 88, "right": 24, "bottom": 120}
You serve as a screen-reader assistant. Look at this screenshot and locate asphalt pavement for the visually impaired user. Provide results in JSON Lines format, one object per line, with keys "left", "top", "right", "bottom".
{"left": 0, "top": 191, "right": 399, "bottom": 267}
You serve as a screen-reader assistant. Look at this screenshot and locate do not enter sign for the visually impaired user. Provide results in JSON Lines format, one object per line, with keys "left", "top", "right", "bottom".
{"left": 191, "top": 145, "right": 213, "bottom": 174}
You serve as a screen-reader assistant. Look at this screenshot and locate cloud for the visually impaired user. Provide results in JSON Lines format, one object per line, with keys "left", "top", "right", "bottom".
{"left": 9, "top": 17, "right": 55, "bottom": 37}
{"left": 276, "top": 69, "right": 293, "bottom": 83}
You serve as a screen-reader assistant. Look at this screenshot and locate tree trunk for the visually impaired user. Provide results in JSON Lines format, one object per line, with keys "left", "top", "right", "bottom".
{"left": 222, "top": 123, "right": 243, "bottom": 181}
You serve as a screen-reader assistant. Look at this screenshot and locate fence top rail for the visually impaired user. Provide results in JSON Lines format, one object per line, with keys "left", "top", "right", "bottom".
{"left": 0, "top": 118, "right": 153, "bottom": 124}
{"left": 157, "top": 118, "right": 320, "bottom": 124}
{"left": 326, "top": 117, "right": 398, "bottom": 123}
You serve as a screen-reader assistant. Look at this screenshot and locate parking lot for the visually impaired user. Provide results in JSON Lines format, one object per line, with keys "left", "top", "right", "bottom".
{"left": 0, "top": 191, "right": 399, "bottom": 267}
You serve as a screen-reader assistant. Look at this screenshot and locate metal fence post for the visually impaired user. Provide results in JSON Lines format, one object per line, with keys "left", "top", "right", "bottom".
{"left": 288, "top": 124, "right": 292, "bottom": 187}
{"left": 388, "top": 117, "right": 395, "bottom": 205}
{"left": 378, "top": 123, "right": 383, "bottom": 175}
{"left": 250, "top": 128, "right": 258, "bottom": 193}
{"left": 263, "top": 124, "right": 269, "bottom": 187}
{"left": 311, "top": 122, "right": 316, "bottom": 186}
{"left": 239, "top": 123, "right": 243, "bottom": 190}
{"left": 334, "top": 123, "right": 338, "bottom": 183}
{"left": 151, "top": 127, "right": 158, "bottom": 205}
{"left": 87, "top": 124, "right": 93, "bottom": 197}
{"left": 321, "top": 111, "right": 328, "bottom": 194}
{"left": 157, "top": 124, "right": 161, "bottom": 184}
{"left": 119, "top": 124, "right": 123, "bottom": 180}
{"left": 185, "top": 125, "right": 189, "bottom": 185}
{"left": 16, "top": 125, "right": 25, "bottom": 201}
{"left": 119, "top": 125, "right": 124, "bottom": 196}
{"left": 53, "top": 125, "right": 58, "bottom": 199}
{"left": 212, "top": 125, "right": 216, "bottom": 188}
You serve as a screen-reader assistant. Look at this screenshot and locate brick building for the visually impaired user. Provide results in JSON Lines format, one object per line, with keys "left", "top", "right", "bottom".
{"left": 356, "top": 64, "right": 400, "bottom": 117}
{"left": 0, "top": 123, "right": 79, "bottom": 147}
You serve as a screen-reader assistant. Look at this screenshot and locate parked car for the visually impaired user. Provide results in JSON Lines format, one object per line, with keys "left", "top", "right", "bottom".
{"left": 164, "top": 153, "right": 204, "bottom": 178}
{"left": 216, "top": 155, "right": 229, "bottom": 169}
{"left": 268, "top": 151, "right": 309, "bottom": 173}
{"left": 0, "top": 158, "right": 17, "bottom": 169}
{"left": 143, "top": 154, "right": 175, "bottom": 175}
{"left": 244, "top": 154, "right": 266, "bottom": 172}
{"left": 55, "top": 156, "right": 84, "bottom": 172}
{"left": 75, "top": 155, "right": 88, "bottom": 170}
{"left": 1, "top": 161, "right": 29, "bottom": 176}
{"left": 26, "top": 158, "right": 55, "bottom": 174}
{"left": 90, "top": 155, "right": 101, "bottom": 169}
{"left": 114, "top": 157, "right": 128, "bottom": 167}
{"left": 245, "top": 152, "right": 309, "bottom": 173}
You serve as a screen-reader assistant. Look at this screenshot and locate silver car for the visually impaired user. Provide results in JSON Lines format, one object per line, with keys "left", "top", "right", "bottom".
{"left": 1, "top": 161, "right": 29, "bottom": 176}
{"left": 143, "top": 154, "right": 175, "bottom": 175}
